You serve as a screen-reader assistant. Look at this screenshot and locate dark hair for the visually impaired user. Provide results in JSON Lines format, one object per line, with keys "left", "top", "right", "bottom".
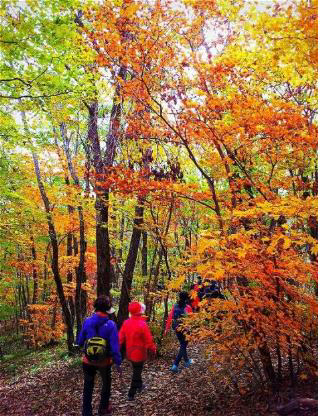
{"left": 178, "top": 291, "right": 189, "bottom": 308}
{"left": 94, "top": 295, "right": 111, "bottom": 313}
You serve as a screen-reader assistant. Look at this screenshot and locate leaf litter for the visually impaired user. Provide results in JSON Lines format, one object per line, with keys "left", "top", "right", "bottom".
{"left": 0, "top": 344, "right": 317, "bottom": 416}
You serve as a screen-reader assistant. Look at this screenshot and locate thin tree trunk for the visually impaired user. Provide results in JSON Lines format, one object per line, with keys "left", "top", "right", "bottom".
{"left": 276, "top": 339, "right": 282, "bottom": 384}
{"left": 30, "top": 236, "right": 38, "bottom": 304}
{"left": 61, "top": 122, "right": 87, "bottom": 333}
{"left": 32, "top": 152, "right": 74, "bottom": 352}
{"left": 258, "top": 342, "right": 277, "bottom": 391}
{"left": 119, "top": 212, "right": 125, "bottom": 264}
{"left": 22, "top": 111, "right": 74, "bottom": 347}
{"left": 145, "top": 248, "right": 163, "bottom": 318}
{"left": 142, "top": 231, "right": 148, "bottom": 277}
{"left": 42, "top": 247, "right": 49, "bottom": 301}
{"left": 75, "top": 206, "right": 86, "bottom": 336}
{"left": 287, "top": 336, "right": 295, "bottom": 386}
{"left": 85, "top": 100, "right": 112, "bottom": 296}
{"left": 25, "top": 275, "right": 30, "bottom": 305}
{"left": 117, "top": 200, "right": 144, "bottom": 327}
{"left": 144, "top": 242, "right": 158, "bottom": 312}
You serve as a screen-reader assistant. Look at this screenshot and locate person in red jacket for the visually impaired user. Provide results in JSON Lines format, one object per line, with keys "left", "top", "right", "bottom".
{"left": 119, "top": 301, "right": 156, "bottom": 401}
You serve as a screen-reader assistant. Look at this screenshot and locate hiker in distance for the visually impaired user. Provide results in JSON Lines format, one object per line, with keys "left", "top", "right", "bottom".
{"left": 165, "top": 291, "right": 193, "bottom": 372}
{"left": 77, "top": 295, "right": 122, "bottom": 416}
{"left": 119, "top": 301, "right": 157, "bottom": 401}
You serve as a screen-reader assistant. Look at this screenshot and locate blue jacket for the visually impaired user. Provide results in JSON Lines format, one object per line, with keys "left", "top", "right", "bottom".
{"left": 77, "top": 312, "right": 122, "bottom": 366}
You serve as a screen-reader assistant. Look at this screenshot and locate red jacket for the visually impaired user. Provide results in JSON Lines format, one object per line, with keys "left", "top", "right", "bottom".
{"left": 119, "top": 315, "right": 156, "bottom": 362}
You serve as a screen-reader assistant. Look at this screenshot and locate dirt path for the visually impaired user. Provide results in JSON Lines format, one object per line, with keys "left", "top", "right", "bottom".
{"left": 0, "top": 345, "right": 217, "bottom": 416}
{"left": 0, "top": 344, "right": 316, "bottom": 416}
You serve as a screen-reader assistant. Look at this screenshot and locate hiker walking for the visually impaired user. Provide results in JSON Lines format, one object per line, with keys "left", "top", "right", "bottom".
{"left": 119, "top": 301, "right": 157, "bottom": 401}
{"left": 165, "top": 291, "right": 193, "bottom": 372}
{"left": 202, "top": 279, "right": 226, "bottom": 300}
{"left": 77, "top": 296, "right": 122, "bottom": 416}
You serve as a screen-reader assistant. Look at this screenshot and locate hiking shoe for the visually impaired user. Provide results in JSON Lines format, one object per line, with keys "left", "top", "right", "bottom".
{"left": 137, "top": 384, "right": 146, "bottom": 394}
{"left": 184, "top": 359, "right": 193, "bottom": 368}
{"left": 99, "top": 404, "right": 112, "bottom": 415}
{"left": 170, "top": 364, "right": 179, "bottom": 373}
{"left": 128, "top": 393, "right": 135, "bottom": 401}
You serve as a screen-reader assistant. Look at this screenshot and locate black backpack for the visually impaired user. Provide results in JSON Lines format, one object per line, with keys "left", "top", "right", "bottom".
{"left": 172, "top": 304, "right": 187, "bottom": 331}
{"left": 85, "top": 321, "right": 111, "bottom": 362}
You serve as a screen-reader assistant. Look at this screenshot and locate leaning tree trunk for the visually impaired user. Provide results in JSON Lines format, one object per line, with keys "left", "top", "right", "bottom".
{"left": 32, "top": 152, "right": 75, "bottom": 352}
{"left": 117, "top": 200, "right": 144, "bottom": 327}
{"left": 23, "top": 110, "right": 74, "bottom": 350}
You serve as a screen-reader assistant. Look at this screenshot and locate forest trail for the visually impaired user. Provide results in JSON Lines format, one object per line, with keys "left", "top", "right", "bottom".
{"left": 0, "top": 343, "right": 316, "bottom": 416}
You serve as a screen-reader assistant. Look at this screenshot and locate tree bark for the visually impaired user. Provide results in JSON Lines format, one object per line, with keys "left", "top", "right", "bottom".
{"left": 75, "top": 206, "right": 86, "bottom": 335}
{"left": 30, "top": 236, "right": 38, "bottom": 304}
{"left": 258, "top": 342, "right": 277, "bottom": 391}
{"left": 61, "top": 122, "right": 87, "bottom": 334}
{"left": 142, "top": 231, "right": 148, "bottom": 277}
{"left": 85, "top": 100, "right": 112, "bottom": 296}
{"left": 32, "top": 152, "right": 74, "bottom": 352}
{"left": 117, "top": 200, "right": 144, "bottom": 327}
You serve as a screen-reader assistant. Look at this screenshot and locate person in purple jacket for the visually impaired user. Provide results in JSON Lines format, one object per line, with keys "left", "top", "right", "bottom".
{"left": 77, "top": 296, "right": 122, "bottom": 416}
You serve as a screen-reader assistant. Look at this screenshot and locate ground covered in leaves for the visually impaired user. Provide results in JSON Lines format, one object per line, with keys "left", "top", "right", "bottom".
{"left": 0, "top": 340, "right": 317, "bottom": 416}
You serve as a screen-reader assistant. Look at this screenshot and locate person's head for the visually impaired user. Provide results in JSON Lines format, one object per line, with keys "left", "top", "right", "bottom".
{"left": 94, "top": 295, "right": 111, "bottom": 313}
{"left": 128, "top": 301, "right": 143, "bottom": 316}
{"left": 178, "top": 291, "right": 189, "bottom": 308}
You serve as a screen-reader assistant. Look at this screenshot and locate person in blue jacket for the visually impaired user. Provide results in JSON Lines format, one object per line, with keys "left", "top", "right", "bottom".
{"left": 77, "top": 296, "right": 122, "bottom": 416}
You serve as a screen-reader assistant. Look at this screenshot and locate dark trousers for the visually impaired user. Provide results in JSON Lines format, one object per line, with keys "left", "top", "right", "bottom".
{"left": 174, "top": 331, "right": 189, "bottom": 366}
{"left": 129, "top": 361, "right": 144, "bottom": 396}
{"left": 82, "top": 363, "right": 111, "bottom": 416}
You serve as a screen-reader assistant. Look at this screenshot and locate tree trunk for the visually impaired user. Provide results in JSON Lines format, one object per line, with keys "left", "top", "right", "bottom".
{"left": 87, "top": 66, "right": 127, "bottom": 296}
{"left": 117, "top": 200, "right": 144, "bottom": 327}
{"left": 42, "top": 249, "right": 49, "bottom": 301}
{"left": 95, "top": 192, "right": 112, "bottom": 296}
{"left": 32, "top": 152, "right": 74, "bottom": 352}
{"left": 66, "top": 196, "right": 75, "bottom": 327}
{"left": 287, "top": 336, "right": 295, "bottom": 386}
{"left": 142, "top": 231, "right": 148, "bottom": 277}
{"left": 85, "top": 100, "right": 112, "bottom": 296}
{"left": 258, "top": 342, "right": 277, "bottom": 391}
{"left": 145, "top": 248, "right": 163, "bottom": 318}
{"left": 75, "top": 206, "right": 86, "bottom": 336}
{"left": 30, "top": 236, "right": 38, "bottom": 304}
{"left": 66, "top": 206, "right": 74, "bottom": 284}
{"left": 61, "top": 122, "right": 88, "bottom": 334}
{"left": 119, "top": 212, "right": 125, "bottom": 264}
